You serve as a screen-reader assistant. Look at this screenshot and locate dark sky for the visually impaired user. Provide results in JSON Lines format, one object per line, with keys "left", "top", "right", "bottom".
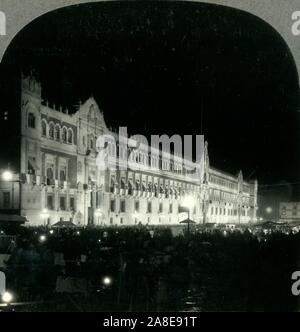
{"left": 0, "top": 1, "right": 299, "bottom": 196}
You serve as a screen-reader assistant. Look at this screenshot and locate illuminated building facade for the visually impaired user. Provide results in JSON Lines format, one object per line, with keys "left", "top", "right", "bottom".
{"left": 0, "top": 73, "right": 258, "bottom": 226}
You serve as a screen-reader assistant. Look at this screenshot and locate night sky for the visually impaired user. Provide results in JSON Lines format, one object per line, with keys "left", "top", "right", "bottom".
{"left": 0, "top": 1, "right": 299, "bottom": 200}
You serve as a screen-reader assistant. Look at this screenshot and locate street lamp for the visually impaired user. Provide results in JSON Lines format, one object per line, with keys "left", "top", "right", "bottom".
{"left": 40, "top": 208, "right": 50, "bottom": 227}
{"left": 266, "top": 207, "right": 273, "bottom": 214}
{"left": 39, "top": 235, "right": 47, "bottom": 243}
{"left": 2, "top": 291, "right": 13, "bottom": 304}
{"left": 102, "top": 276, "right": 112, "bottom": 286}
{"left": 2, "top": 170, "right": 13, "bottom": 182}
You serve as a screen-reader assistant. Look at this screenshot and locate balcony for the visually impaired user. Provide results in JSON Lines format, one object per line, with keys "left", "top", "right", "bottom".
{"left": 47, "top": 179, "right": 55, "bottom": 186}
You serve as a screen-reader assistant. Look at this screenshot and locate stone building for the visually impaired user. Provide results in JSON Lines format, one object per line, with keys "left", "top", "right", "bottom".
{"left": 0, "top": 73, "right": 258, "bottom": 226}
{"left": 279, "top": 202, "right": 300, "bottom": 224}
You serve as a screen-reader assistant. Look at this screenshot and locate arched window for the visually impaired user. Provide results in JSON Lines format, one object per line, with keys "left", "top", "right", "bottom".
{"left": 62, "top": 127, "right": 67, "bottom": 143}
{"left": 110, "top": 178, "right": 115, "bottom": 193}
{"left": 49, "top": 123, "right": 54, "bottom": 139}
{"left": 41, "top": 120, "right": 47, "bottom": 137}
{"left": 55, "top": 125, "right": 60, "bottom": 141}
{"left": 135, "top": 180, "right": 140, "bottom": 191}
{"left": 67, "top": 129, "right": 73, "bottom": 144}
{"left": 46, "top": 166, "right": 54, "bottom": 185}
{"left": 28, "top": 113, "right": 36, "bottom": 128}
{"left": 160, "top": 185, "right": 164, "bottom": 194}
{"left": 47, "top": 168, "right": 53, "bottom": 179}
{"left": 154, "top": 184, "right": 158, "bottom": 197}
{"left": 128, "top": 182, "right": 133, "bottom": 195}
{"left": 120, "top": 178, "right": 126, "bottom": 190}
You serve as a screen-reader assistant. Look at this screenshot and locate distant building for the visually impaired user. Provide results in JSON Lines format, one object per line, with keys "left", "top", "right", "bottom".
{"left": 279, "top": 202, "right": 300, "bottom": 223}
{"left": 0, "top": 72, "right": 258, "bottom": 226}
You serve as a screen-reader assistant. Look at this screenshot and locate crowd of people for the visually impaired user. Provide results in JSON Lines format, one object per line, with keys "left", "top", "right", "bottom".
{"left": 0, "top": 223, "right": 300, "bottom": 311}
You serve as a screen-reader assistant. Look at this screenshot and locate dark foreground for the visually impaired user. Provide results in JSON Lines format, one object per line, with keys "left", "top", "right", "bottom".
{"left": 0, "top": 225, "right": 299, "bottom": 312}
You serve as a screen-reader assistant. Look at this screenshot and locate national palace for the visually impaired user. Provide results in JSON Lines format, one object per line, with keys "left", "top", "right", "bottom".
{"left": 0, "top": 73, "right": 258, "bottom": 226}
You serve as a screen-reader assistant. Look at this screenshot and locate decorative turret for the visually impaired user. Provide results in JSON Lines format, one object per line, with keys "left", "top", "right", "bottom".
{"left": 237, "top": 170, "right": 243, "bottom": 193}
{"left": 203, "top": 141, "right": 210, "bottom": 184}
{"left": 21, "top": 71, "right": 41, "bottom": 100}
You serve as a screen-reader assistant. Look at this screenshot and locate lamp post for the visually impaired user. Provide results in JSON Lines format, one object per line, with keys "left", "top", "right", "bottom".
{"left": 40, "top": 208, "right": 50, "bottom": 227}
